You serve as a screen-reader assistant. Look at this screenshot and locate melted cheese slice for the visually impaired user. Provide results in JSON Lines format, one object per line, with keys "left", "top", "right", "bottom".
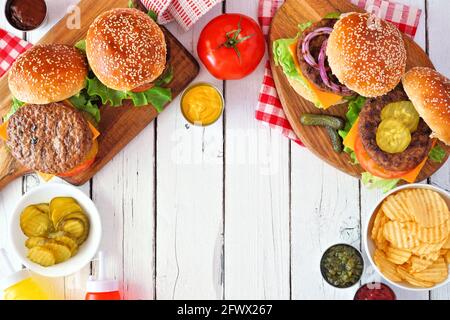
{"left": 343, "top": 116, "right": 432, "bottom": 183}
{"left": 0, "top": 121, "right": 7, "bottom": 141}
{"left": 288, "top": 42, "right": 343, "bottom": 109}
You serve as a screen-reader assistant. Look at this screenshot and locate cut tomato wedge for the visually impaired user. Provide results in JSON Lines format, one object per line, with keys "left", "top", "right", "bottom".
{"left": 58, "top": 140, "right": 98, "bottom": 178}
{"left": 354, "top": 135, "right": 409, "bottom": 179}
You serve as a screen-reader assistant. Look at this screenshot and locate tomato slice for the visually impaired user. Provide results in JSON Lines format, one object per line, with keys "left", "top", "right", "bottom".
{"left": 131, "top": 82, "right": 154, "bottom": 93}
{"left": 58, "top": 140, "right": 98, "bottom": 178}
{"left": 354, "top": 135, "right": 409, "bottom": 179}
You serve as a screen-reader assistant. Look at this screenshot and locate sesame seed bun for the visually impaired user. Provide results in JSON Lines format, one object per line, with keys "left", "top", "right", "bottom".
{"left": 326, "top": 12, "right": 407, "bottom": 97}
{"left": 8, "top": 44, "right": 88, "bottom": 104}
{"left": 6, "top": 101, "right": 93, "bottom": 174}
{"left": 86, "top": 8, "right": 166, "bottom": 92}
{"left": 402, "top": 67, "right": 450, "bottom": 145}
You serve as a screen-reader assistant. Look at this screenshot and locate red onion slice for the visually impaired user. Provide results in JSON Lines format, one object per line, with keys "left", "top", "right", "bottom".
{"left": 318, "top": 39, "right": 352, "bottom": 94}
{"left": 301, "top": 27, "right": 333, "bottom": 69}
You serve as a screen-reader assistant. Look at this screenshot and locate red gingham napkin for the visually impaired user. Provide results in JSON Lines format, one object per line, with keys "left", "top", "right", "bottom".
{"left": 0, "top": 29, "right": 32, "bottom": 78}
{"left": 141, "top": 0, "right": 222, "bottom": 31}
{"left": 256, "top": 0, "right": 422, "bottom": 146}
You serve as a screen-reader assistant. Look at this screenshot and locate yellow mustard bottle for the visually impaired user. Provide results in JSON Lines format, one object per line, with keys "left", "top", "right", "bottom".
{"left": 181, "top": 83, "right": 224, "bottom": 126}
{"left": 0, "top": 249, "right": 48, "bottom": 300}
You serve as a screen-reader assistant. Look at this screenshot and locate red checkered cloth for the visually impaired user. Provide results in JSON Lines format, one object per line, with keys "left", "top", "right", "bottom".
{"left": 141, "top": 0, "right": 222, "bottom": 31}
{"left": 256, "top": 0, "right": 422, "bottom": 146}
{"left": 0, "top": 29, "right": 32, "bottom": 78}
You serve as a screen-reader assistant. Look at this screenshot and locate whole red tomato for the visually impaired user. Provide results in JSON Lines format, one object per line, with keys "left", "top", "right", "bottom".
{"left": 197, "top": 14, "right": 265, "bottom": 80}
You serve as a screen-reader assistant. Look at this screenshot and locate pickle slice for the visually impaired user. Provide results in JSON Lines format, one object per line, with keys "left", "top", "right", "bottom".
{"left": 35, "top": 203, "right": 50, "bottom": 215}
{"left": 57, "top": 211, "right": 90, "bottom": 244}
{"left": 50, "top": 197, "right": 82, "bottom": 226}
{"left": 43, "top": 243, "right": 71, "bottom": 263}
{"left": 59, "top": 218, "right": 85, "bottom": 240}
{"left": 20, "top": 206, "right": 53, "bottom": 237}
{"left": 25, "top": 237, "right": 48, "bottom": 249}
{"left": 381, "top": 101, "right": 420, "bottom": 132}
{"left": 376, "top": 118, "right": 412, "bottom": 153}
{"left": 52, "top": 235, "right": 79, "bottom": 256}
{"left": 28, "top": 246, "right": 56, "bottom": 267}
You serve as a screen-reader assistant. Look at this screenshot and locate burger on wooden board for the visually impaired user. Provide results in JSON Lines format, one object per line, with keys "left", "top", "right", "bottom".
{"left": 273, "top": 12, "right": 449, "bottom": 190}
{"left": 78, "top": 8, "right": 173, "bottom": 112}
{"left": 0, "top": 44, "right": 100, "bottom": 180}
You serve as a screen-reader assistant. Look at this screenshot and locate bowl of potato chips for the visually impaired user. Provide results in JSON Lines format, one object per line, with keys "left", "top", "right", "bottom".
{"left": 8, "top": 183, "right": 102, "bottom": 277}
{"left": 364, "top": 184, "right": 450, "bottom": 291}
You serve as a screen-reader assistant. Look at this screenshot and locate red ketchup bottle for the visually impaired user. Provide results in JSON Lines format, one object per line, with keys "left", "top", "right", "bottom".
{"left": 85, "top": 251, "right": 121, "bottom": 300}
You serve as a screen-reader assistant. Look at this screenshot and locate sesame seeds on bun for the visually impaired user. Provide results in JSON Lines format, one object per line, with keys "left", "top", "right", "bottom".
{"left": 402, "top": 67, "right": 450, "bottom": 145}
{"left": 326, "top": 12, "right": 407, "bottom": 97}
{"left": 8, "top": 44, "right": 88, "bottom": 104}
{"left": 86, "top": 8, "right": 167, "bottom": 92}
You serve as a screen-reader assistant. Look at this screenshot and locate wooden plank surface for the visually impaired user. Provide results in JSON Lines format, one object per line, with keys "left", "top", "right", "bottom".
{"left": 0, "top": 0, "right": 199, "bottom": 189}
{"left": 156, "top": 5, "right": 224, "bottom": 299}
{"left": 268, "top": 0, "right": 448, "bottom": 182}
{"left": 0, "top": 0, "right": 449, "bottom": 300}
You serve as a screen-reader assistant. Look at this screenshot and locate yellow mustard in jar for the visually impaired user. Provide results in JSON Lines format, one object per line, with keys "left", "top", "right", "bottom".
{"left": 181, "top": 83, "right": 223, "bottom": 126}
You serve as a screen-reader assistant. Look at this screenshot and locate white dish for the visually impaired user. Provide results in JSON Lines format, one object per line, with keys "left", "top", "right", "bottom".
{"left": 364, "top": 183, "right": 450, "bottom": 291}
{"left": 8, "top": 183, "right": 102, "bottom": 277}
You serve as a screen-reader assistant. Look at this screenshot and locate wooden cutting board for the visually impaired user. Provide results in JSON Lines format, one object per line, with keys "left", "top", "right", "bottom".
{"left": 0, "top": 0, "right": 199, "bottom": 190}
{"left": 269, "top": 0, "right": 448, "bottom": 180}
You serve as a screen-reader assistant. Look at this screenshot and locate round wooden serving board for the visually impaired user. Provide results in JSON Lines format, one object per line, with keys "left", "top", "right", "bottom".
{"left": 269, "top": 0, "right": 449, "bottom": 181}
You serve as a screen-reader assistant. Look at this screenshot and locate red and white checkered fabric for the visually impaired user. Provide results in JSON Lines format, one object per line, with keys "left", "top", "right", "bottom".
{"left": 141, "top": 0, "right": 222, "bottom": 31}
{"left": 256, "top": 0, "right": 422, "bottom": 146}
{"left": 0, "top": 29, "right": 32, "bottom": 78}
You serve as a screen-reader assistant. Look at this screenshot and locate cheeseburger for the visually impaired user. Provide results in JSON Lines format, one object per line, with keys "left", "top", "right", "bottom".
{"left": 84, "top": 8, "right": 172, "bottom": 110}
{"left": 273, "top": 12, "right": 407, "bottom": 109}
{"left": 343, "top": 67, "right": 449, "bottom": 186}
{"left": 2, "top": 43, "right": 100, "bottom": 179}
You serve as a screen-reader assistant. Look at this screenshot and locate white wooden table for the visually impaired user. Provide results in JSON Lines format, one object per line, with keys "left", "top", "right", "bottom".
{"left": 0, "top": 0, "right": 449, "bottom": 300}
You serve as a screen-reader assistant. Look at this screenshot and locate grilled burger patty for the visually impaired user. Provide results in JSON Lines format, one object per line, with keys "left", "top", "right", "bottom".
{"left": 358, "top": 88, "right": 432, "bottom": 172}
{"left": 297, "top": 19, "right": 353, "bottom": 96}
{"left": 7, "top": 103, "right": 93, "bottom": 174}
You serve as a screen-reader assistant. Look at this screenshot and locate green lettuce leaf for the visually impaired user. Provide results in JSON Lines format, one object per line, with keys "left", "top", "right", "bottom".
{"left": 69, "top": 90, "right": 101, "bottom": 123}
{"left": 361, "top": 172, "right": 399, "bottom": 193}
{"left": 147, "top": 10, "right": 158, "bottom": 21}
{"left": 273, "top": 38, "right": 311, "bottom": 86}
{"left": 337, "top": 95, "right": 366, "bottom": 163}
{"left": 154, "top": 66, "right": 174, "bottom": 86}
{"left": 298, "top": 21, "right": 312, "bottom": 32}
{"left": 86, "top": 76, "right": 172, "bottom": 112}
{"left": 429, "top": 145, "right": 446, "bottom": 163}
{"left": 324, "top": 12, "right": 341, "bottom": 19}
{"left": 3, "top": 97, "right": 25, "bottom": 121}
{"left": 75, "top": 39, "right": 86, "bottom": 53}
{"left": 128, "top": 0, "right": 135, "bottom": 8}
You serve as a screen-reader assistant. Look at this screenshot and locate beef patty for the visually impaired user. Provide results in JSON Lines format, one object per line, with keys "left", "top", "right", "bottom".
{"left": 358, "top": 87, "right": 432, "bottom": 172}
{"left": 297, "top": 19, "right": 353, "bottom": 96}
{"left": 7, "top": 102, "right": 93, "bottom": 174}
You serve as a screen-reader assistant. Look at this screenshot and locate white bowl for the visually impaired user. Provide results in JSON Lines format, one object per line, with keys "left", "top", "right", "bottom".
{"left": 8, "top": 183, "right": 102, "bottom": 277}
{"left": 364, "top": 183, "right": 450, "bottom": 291}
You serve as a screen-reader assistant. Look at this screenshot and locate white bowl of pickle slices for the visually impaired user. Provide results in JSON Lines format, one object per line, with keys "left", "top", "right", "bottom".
{"left": 9, "top": 183, "right": 102, "bottom": 277}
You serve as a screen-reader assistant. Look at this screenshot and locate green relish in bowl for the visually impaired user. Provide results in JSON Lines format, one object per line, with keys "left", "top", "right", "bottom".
{"left": 320, "top": 244, "right": 364, "bottom": 288}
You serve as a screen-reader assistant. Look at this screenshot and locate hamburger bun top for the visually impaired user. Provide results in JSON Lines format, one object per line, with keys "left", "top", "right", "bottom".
{"left": 86, "top": 8, "right": 166, "bottom": 91}
{"left": 402, "top": 67, "right": 450, "bottom": 145}
{"left": 326, "top": 12, "right": 407, "bottom": 97}
{"left": 8, "top": 44, "right": 88, "bottom": 104}
{"left": 6, "top": 102, "right": 93, "bottom": 174}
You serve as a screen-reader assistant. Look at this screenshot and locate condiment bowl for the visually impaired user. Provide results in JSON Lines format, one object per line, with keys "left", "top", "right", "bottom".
{"left": 364, "top": 183, "right": 450, "bottom": 291}
{"left": 4, "top": 0, "right": 48, "bottom": 32}
{"left": 180, "top": 82, "right": 224, "bottom": 127}
{"left": 8, "top": 183, "right": 102, "bottom": 277}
